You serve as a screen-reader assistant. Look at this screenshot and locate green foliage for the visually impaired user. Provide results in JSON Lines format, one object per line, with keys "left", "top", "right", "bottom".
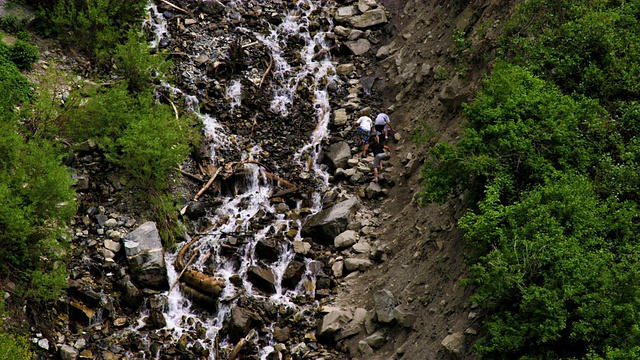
{"left": 108, "top": 93, "right": 191, "bottom": 190}
{"left": 465, "top": 175, "right": 640, "bottom": 358}
{"left": 453, "top": 28, "right": 471, "bottom": 68}
{"left": 50, "top": 0, "right": 148, "bottom": 62}
{"left": 148, "top": 194, "right": 185, "bottom": 249}
{"left": 20, "top": 67, "right": 80, "bottom": 140}
{"left": 419, "top": 62, "right": 608, "bottom": 205}
{"left": 0, "top": 51, "right": 34, "bottom": 112}
{"left": 67, "top": 85, "right": 193, "bottom": 191}
{"left": 433, "top": 65, "right": 450, "bottom": 80}
{"left": 410, "top": 119, "right": 436, "bottom": 146}
{"left": 0, "top": 332, "right": 32, "bottom": 360}
{"left": 0, "top": 117, "right": 75, "bottom": 302}
{"left": 0, "top": 14, "right": 28, "bottom": 33}
{"left": 9, "top": 38, "right": 39, "bottom": 70}
{"left": 418, "top": 2, "right": 640, "bottom": 357}
{"left": 114, "top": 30, "right": 172, "bottom": 94}
{"left": 501, "top": 0, "right": 640, "bottom": 106}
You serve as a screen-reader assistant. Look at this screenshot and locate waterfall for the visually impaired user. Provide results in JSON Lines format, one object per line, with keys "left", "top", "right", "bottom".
{"left": 138, "top": 0, "right": 339, "bottom": 358}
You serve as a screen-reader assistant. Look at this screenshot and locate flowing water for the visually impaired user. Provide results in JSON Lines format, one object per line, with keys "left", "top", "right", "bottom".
{"left": 141, "top": 1, "right": 339, "bottom": 358}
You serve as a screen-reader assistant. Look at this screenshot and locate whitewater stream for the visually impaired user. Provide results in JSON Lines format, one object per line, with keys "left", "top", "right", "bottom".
{"left": 141, "top": 1, "right": 339, "bottom": 358}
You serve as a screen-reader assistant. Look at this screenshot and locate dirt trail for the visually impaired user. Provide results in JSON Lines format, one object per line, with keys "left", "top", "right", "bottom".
{"left": 332, "top": 1, "right": 519, "bottom": 358}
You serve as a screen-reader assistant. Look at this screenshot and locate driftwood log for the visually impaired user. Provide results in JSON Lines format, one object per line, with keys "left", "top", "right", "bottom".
{"left": 174, "top": 237, "right": 225, "bottom": 299}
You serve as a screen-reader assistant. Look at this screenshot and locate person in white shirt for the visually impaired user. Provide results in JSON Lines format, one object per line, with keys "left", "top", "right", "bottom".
{"left": 374, "top": 110, "right": 394, "bottom": 140}
{"left": 355, "top": 114, "right": 373, "bottom": 156}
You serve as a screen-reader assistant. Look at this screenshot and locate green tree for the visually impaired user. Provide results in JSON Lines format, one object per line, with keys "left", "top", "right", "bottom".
{"left": 465, "top": 175, "right": 640, "bottom": 358}
{"left": 419, "top": 62, "right": 608, "bottom": 206}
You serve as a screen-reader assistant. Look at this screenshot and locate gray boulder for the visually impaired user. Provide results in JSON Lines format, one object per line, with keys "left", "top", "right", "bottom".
{"left": 317, "top": 308, "right": 353, "bottom": 340}
{"left": 374, "top": 289, "right": 396, "bottom": 324}
{"left": 301, "top": 197, "right": 360, "bottom": 245}
{"left": 442, "top": 332, "right": 466, "bottom": 356}
{"left": 123, "top": 221, "right": 168, "bottom": 290}
{"left": 325, "top": 141, "right": 351, "bottom": 171}
{"left": 345, "top": 38, "right": 372, "bottom": 56}
{"left": 334, "top": 230, "right": 358, "bottom": 249}
{"left": 350, "top": 8, "right": 388, "bottom": 29}
{"left": 60, "top": 344, "right": 79, "bottom": 360}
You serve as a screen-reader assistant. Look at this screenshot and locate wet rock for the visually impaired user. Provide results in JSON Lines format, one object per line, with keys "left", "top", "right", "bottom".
{"left": 227, "top": 307, "right": 253, "bottom": 342}
{"left": 248, "top": 266, "right": 276, "bottom": 293}
{"left": 292, "top": 241, "right": 311, "bottom": 255}
{"left": 336, "top": 64, "right": 356, "bottom": 76}
{"left": 255, "top": 238, "right": 280, "bottom": 261}
{"left": 198, "top": 0, "right": 225, "bottom": 16}
{"left": 185, "top": 201, "right": 207, "bottom": 218}
{"left": 282, "top": 260, "right": 305, "bottom": 289}
{"left": 273, "top": 326, "right": 291, "bottom": 342}
{"left": 117, "top": 275, "right": 144, "bottom": 313}
{"left": 69, "top": 301, "right": 95, "bottom": 325}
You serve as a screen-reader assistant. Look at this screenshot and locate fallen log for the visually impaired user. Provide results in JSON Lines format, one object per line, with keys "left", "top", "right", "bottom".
{"left": 264, "top": 172, "right": 295, "bottom": 188}
{"left": 228, "top": 338, "right": 246, "bottom": 360}
{"left": 174, "top": 237, "right": 225, "bottom": 298}
{"left": 179, "top": 166, "right": 222, "bottom": 215}
{"left": 180, "top": 269, "right": 224, "bottom": 297}
{"left": 270, "top": 187, "right": 298, "bottom": 199}
{"left": 176, "top": 166, "right": 204, "bottom": 182}
{"left": 168, "top": 249, "right": 199, "bottom": 294}
{"left": 180, "top": 283, "right": 218, "bottom": 309}
{"left": 160, "top": 0, "right": 188, "bottom": 14}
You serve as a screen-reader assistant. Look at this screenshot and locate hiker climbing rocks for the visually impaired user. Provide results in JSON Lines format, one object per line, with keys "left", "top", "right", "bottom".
{"left": 370, "top": 134, "right": 390, "bottom": 183}
{"left": 374, "top": 110, "right": 394, "bottom": 140}
{"left": 355, "top": 111, "right": 374, "bottom": 156}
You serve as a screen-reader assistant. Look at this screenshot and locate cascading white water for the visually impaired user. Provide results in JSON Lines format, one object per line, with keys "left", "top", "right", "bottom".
{"left": 141, "top": 1, "right": 339, "bottom": 358}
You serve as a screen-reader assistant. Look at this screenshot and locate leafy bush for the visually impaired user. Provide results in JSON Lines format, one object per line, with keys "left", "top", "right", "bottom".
{"left": 0, "top": 117, "right": 75, "bottom": 302}
{"left": 107, "top": 93, "right": 191, "bottom": 190}
{"left": 501, "top": 0, "right": 640, "bottom": 107}
{"left": 67, "top": 85, "right": 194, "bottom": 191}
{"left": 9, "top": 39, "right": 39, "bottom": 70}
{"left": 0, "top": 332, "right": 32, "bottom": 360}
{"left": 419, "top": 62, "right": 608, "bottom": 205}
{"left": 0, "top": 14, "right": 28, "bottom": 33}
{"left": 50, "top": 0, "right": 148, "bottom": 62}
{"left": 464, "top": 175, "right": 640, "bottom": 358}
{"left": 20, "top": 67, "right": 80, "bottom": 140}
{"left": 0, "top": 52, "right": 34, "bottom": 112}
{"left": 114, "top": 30, "right": 172, "bottom": 94}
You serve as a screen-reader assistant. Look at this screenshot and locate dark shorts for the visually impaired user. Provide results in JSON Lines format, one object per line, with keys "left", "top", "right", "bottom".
{"left": 373, "top": 153, "right": 389, "bottom": 169}
{"left": 357, "top": 128, "right": 370, "bottom": 144}
{"left": 375, "top": 124, "right": 386, "bottom": 133}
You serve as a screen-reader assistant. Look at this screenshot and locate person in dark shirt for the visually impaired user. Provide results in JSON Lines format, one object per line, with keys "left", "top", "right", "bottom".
{"left": 370, "top": 134, "right": 390, "bottom": 182}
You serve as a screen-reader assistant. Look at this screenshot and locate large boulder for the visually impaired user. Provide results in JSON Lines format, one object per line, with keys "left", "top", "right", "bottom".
{"left": 317, "top": 308, "right": 353, "bottom": 340}
{"left": 373, "top": 289, "right": 396, "bottom": 324}
{"left": 301, "top": 197, "right": 360, "bottom": 245}
{"left": 123, "top": 222, "right": 168, "bottom": 290}
{"left": 350, "top": 8, "right": 388, "bottom": 29}
{"left": 325, "top": 141, "right": 351, "bottom": 171}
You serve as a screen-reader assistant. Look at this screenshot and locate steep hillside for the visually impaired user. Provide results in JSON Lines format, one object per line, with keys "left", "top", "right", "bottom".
{"left": 331, "top": 1, "right": 519, "bottom": 358}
